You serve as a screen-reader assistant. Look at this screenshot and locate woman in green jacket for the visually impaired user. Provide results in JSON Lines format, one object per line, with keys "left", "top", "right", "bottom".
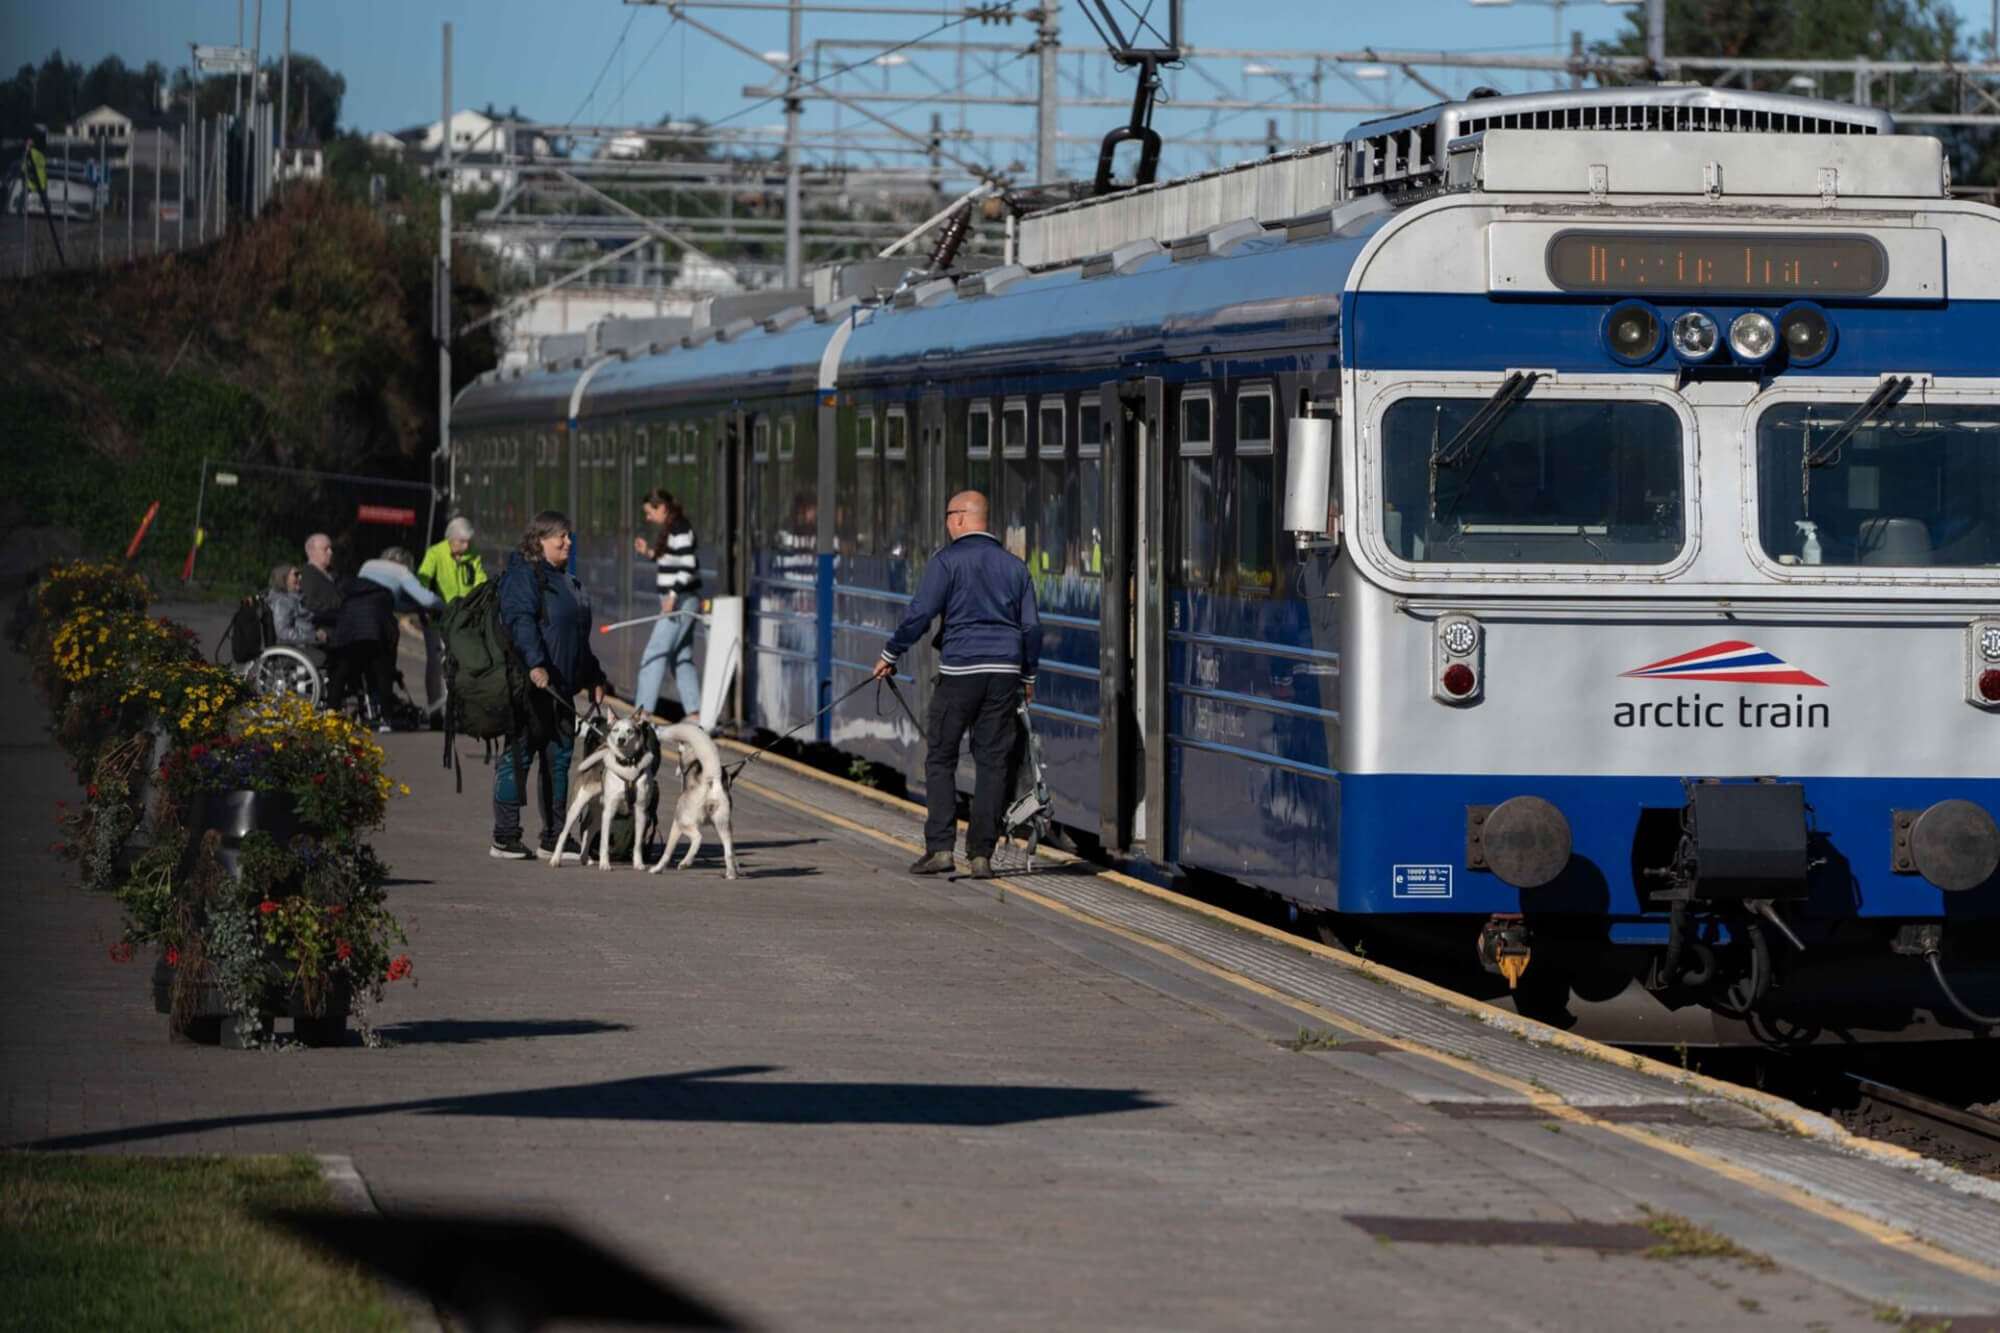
{"left": 418, "top": 517, "right": 487, "bottom": 716}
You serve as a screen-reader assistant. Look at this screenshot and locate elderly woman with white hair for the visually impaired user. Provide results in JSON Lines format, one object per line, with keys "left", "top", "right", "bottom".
{"left": 418, "top": 517, "right": 486, "bottom": 603}
{"left": 415, "top": 517, "right": 487, "bottom": 718}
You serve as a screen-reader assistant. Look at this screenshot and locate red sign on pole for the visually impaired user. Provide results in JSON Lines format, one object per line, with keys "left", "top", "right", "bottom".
{"left": 357, "top": 504, "right": 418, "bottom": 527}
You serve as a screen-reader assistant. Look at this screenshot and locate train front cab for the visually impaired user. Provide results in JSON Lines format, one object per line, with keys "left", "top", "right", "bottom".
{"left": 1332, "top": 178, "right": 2000, "bottom": 1043}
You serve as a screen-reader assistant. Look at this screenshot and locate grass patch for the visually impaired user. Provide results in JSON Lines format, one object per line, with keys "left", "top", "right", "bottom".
{"left": 1275, "top": 1027, "right": 1346, "bottom": 1052}
{"left": 1639, "top": 1206, "right": 1776, "bottom": 1271}
{"left": 0, "top": 1151, "right": 405, "bottom": 1332}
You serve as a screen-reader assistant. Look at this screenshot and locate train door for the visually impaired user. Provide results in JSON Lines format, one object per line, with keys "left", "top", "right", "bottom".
{"left": 1098, "top": 376, "right": 1163, "bottom": 854}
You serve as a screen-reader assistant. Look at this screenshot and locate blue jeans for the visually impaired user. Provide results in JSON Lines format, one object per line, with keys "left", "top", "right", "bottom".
{"left": 492, "top": 694, "right": 574, "bottom": 846}
{"left": 635, "top": 611, "right": 701, "bottom": 717}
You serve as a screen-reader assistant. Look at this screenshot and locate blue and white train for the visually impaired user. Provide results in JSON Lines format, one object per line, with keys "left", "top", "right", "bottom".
{"left": 453, "top": 87, "right": 2000, "bottom": 1045}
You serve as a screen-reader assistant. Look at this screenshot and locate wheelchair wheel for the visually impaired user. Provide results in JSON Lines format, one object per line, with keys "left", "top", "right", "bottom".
{"left": 248, "top": 647, "right": 324, "bottom": 707}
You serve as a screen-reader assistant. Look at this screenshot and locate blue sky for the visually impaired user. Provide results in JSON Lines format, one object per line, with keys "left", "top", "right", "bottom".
{"left": 5, "top": 0, "right": 1994, "bottom": 181}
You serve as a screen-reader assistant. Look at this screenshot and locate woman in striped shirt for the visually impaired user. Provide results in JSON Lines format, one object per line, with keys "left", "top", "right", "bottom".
{"left": 631, "top": 488, "right": 703, "bottom": 726}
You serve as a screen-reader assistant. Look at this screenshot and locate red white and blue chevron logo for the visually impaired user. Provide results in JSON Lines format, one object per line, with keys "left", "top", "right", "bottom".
{"left": 1621, "top": 640, "right": 1827, "bottom": 687}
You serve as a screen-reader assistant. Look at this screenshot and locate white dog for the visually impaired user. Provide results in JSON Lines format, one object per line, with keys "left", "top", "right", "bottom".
{"left": 551, "top": 716, "right": 659, "bottom": 871}
{"left": 649, "top": 722, "right": 741, "bottom": 880}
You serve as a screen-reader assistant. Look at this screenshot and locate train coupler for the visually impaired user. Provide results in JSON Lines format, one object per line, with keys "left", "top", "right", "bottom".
{"left": 1476, "top": 916, "right": 1532, "bottom": 990}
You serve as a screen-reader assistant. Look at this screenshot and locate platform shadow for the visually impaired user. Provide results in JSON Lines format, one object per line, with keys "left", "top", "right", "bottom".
{"left": 374, "top": 1019, "right": 633, "bottom": 1046}
{"left": 25, "top": 1065, "right": 1164, "bottom": 1151}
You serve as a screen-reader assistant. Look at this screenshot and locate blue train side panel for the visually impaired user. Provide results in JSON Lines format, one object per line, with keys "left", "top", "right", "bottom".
{"left": 1336, "top": 773, "right": 2000, "bottom": 917}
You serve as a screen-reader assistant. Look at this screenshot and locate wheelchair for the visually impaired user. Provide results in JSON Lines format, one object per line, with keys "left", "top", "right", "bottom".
{"left": 218, "top": 594, "right": 327, "bottom": 707}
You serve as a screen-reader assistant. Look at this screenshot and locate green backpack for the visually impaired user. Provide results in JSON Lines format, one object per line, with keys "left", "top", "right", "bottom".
{"left": 440, "top": 579, "right": 518, "bottom": 741}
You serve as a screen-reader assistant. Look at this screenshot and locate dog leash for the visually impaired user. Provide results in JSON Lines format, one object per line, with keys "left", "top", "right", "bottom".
{"left": 720, "top": 676, "right": 876, "bottom": 779}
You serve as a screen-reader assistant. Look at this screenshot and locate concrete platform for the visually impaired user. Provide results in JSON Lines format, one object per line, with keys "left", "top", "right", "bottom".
{"left": 5, "top": 610, "right": 2000, "bottom": 1330}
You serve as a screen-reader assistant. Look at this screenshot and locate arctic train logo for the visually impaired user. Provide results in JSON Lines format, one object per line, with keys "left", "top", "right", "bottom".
{"left": 1621, "top": 641, "right": 1827, "bottom": 687}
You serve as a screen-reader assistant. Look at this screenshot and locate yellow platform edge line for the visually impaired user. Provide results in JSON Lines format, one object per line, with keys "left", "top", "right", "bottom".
{"left": 737, "top": 770, "right": 2000, "bottom": 1291}
{"left": 718, "top": 740, "right": 1963, "bottom": 1169}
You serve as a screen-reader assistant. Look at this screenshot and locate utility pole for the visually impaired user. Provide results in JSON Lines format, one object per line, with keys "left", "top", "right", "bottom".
{"left": 278, "top": 0, "right": 291, "bottom": 196}
{"left": 1036, "top": 0, "right": 1061, "bottom": 182}
{"left": 247, "top": 0, "right": 263, "bottom": 217}
{"left": 1645, "top": 0, "right": 1665, "bottom": 74}
{"left": 783, "top": 0, "right": 802, "bottom": 288}
{"left": 438, "top": 23, "right": 454, "bottom": 506}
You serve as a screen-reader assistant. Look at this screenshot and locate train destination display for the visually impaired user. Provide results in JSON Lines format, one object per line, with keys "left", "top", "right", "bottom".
{"left": 1547, "top": 232, "right": 1886, "bottom": 295}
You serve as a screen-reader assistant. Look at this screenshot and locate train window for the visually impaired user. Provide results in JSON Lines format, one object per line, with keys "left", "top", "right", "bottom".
{"left": 1380, "top": 397, "right": 1685, "bottom": 565}
{"left": 634, "top": 425, "right": 650, "bottom": 470}
{"left": 752, "top": 420, "right": 770, "bottom": 461}
{"left": 852, "top": 410, "right": 877, "bottom": 553}
{"left": 967, "top": 402, "right": 993, "bottom": 497}
{"left": 777, "top": 416, "right": 796, "bottom": 461}
{"left": 1038, "top": 403, "right": 1064, "bottom": 457}
{"left": 1036, "top": 399, "right": 1067, "bottom": 578}
{"left": 1754, "top": 402, "right": 2000, "bottom": 569}
{"left": 1181, "top": 392, "right": 1214, "bottom": 456}
{"left": 1180, "top": 389, "right": 1216, "bottom": 584}
{"left": 884, "top": 407, "right": 911, "bottom": 558}
{"left": 1076, "top": 403, "right": 1103, "bottom": 577}
{"left": 1236, "top": 388, "right": 1276, "bottom": 592}
{"left": 1001, "top": 400, "right": 1028, "bottom": 457}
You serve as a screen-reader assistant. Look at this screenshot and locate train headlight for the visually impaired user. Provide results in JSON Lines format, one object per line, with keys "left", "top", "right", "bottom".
{"left": 1969, "top": 620, "right": 2000, "bottom": 709}
{"left": 1669, "top": 310, "right": 1720, "bottom": 362}
{"left": 1728, "top": 312, "right": 1777, "bottom": 362}
{"left": 1603, "top": 301, "right": 1663, "bottom": 365}
{"left": 1778, "top": 302, "right": 1835, "bottom": 365}
{"left": 1433, "top": 613, "right": 1483, "bottom": 706}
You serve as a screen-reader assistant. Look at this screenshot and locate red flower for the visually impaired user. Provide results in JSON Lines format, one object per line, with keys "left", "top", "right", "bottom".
{"left": 165, "top": 948, "right": 180, "bottom": 966}
{"left": 335, "top": 940, "right": 352, "bottom": 961}
{"left": 86, "top": 783, "right": 100, "bottom": 798}
{"left": 108, "top": 942, "right": 135, "bottom": 963}
{"left": 312, "top": 773, "right": 326, "bottom": 785}
{"left": 385, "top": 955, "right": 413, "bottom": 982}
{"left": 258, "top": 900, "right": 278, "bottom": 915}
{"left": 55, "top": 800, "right": 68, "bottom": 809}
{"left": 188, "top": 743, "right": 208, "bottom": 759}
{"left": 326, "top": 905, "right": 344, "bottom": 917}
{"left": 51, "top": 841, "right": 65, "bottom": 853}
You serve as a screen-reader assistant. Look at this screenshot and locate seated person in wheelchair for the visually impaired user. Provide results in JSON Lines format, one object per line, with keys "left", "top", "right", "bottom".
{"left": 265, "top": 563, "right": 327, "bottom": 652}
{"left": 326, "top": 547, "right": 439, "bottom": 720}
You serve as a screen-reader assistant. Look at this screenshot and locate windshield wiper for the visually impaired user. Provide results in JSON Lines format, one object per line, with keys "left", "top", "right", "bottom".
{"left": 1807, "top": 375, "right": 1912, "bottom": 468}
{"left": 1432, "top": 370, "right": 1541, "bottom": 469}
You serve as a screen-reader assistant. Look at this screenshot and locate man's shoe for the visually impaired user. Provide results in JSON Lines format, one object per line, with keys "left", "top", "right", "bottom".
{"left": 489, "top": 838, "right": 533, "bottom": 860}
{"left": 908, "top": 850, "right": 955, "bottom": 875}
{"left": 968, "top": 856, "right": 995, "bottom": 880}
{"left": 539, "top": 833, "right": 585, "bottom": 861}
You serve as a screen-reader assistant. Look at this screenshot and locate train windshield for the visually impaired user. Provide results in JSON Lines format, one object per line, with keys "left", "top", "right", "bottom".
{"left": 1756, "top": 403, "right": 2000, "bottom": 568}
{"left": 1380, "top": 397, "right": 1684, "bottom": 564}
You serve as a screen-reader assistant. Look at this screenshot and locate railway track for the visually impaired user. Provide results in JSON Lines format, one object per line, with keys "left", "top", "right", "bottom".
{"left": 1841, "top": 1076, "right": 2000, "bottom": 1178}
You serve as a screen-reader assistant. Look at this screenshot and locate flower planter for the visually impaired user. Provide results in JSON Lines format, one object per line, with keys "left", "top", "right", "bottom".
{"left": 152, "top": 956, "right": 352, "bottom": 1048}
{"left": 180, "top": 788, "right": 302, "bottom": 878}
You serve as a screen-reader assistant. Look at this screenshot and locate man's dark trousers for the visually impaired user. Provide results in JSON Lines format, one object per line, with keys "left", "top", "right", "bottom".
{"left": 923, "top": 672, "right": 1019, "bottom": 858}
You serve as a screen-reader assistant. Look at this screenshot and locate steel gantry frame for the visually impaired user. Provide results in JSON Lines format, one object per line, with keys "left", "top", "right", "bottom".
{"left": 458, "top": 1, "right": 2000, "bottom": 331}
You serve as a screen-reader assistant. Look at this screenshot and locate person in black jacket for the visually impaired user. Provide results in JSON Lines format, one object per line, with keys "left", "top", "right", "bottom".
{"left": 872, "top": 490, "right": 1039, "bottom": 880}
{"left": 490, "top": 510, "right": 609, "bottom": 861}
{"left": 299, "top": 533, "right": 341, "bottom": 622}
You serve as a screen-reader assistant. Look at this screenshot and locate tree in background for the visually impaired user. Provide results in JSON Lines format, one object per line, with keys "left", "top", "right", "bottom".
{"left": 1594, "top": 0, "right": 1996, "bottom": 187}
{"left": 263, "top": 53, "right": 345, "bottom": 146}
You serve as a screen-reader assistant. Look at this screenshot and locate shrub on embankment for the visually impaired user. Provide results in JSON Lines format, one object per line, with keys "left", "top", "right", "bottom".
{"left": 0, "top": 186, "right": 498, "bottom": 590}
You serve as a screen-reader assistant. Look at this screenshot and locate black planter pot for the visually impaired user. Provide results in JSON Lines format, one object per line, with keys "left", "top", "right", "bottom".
{"left": 152, "top": 955, "right": 352, "bottom": 1049}
{"left": 181, "top": 789, "right": 302, "bottom": 878}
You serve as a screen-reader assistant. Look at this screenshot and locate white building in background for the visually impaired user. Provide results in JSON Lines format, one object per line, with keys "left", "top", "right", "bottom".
{"left": 380, "top": 109, "right": 558, "bottom": 196}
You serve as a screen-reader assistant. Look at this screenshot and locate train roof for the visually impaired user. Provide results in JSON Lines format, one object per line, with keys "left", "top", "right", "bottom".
{"left": 580, "top": 306, "right": 834, "bottom": 416}
{"left": 453, "top": 359, "right": 593, "bottom": 428}
{"left": 838, "top": 219, "right": 1382, "bottom": 387}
